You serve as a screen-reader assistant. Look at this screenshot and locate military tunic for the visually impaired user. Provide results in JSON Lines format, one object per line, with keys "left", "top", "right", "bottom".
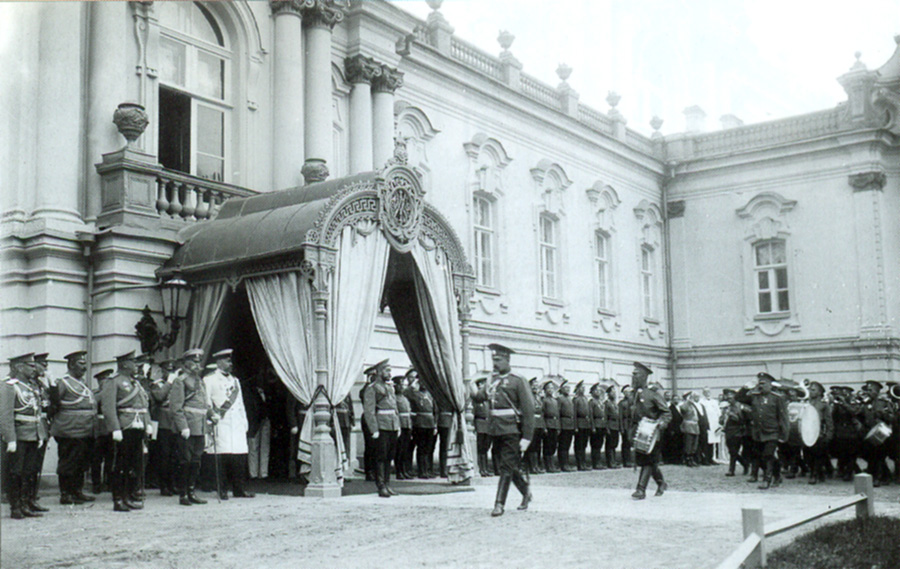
{"left": 471, "top": 372, "right": 534, "bottom": 476}
{"left": 100, "top": 371, "right": 150, "bottom": 505}
{"left": 363, "top": 379, "right": 399, "bottom": 489}
{"left": 50, "top": 373, "right": 97, "bottom": 497}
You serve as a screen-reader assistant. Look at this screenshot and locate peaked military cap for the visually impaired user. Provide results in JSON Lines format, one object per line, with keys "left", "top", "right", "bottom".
{"left": 94, "top": 368, "right": 114, "bottom": 381}
{"left": 9, "top": 353, "right": 35, "bottom": 365}
{"left": 212, "top": 348, "right": 233, "bottom": 359}
{"left": 487, "top": 343, "right": 515, "bottom": 357}
{"left": 182, "top": 348, "right": 204, "bottom": 361}
{"left": 633, "top": 361, "right": 653, "bottom": 374}
{"left": 135, "top": 353, "right": 152, "bottom": 364}
{"left": 865, "top": 380, "right": 884, "bottom": 391}
{"left": 116, "top": 350, "right": 137, "bottom": 362}
{"left": 757, "top": 372, "right": 776, "bottom": 383}
{"left": 575, "top": 380, "right": 585, "bottom": 391}
{"left": 64, "top": 350, "right": 87, "bottom": 362}
{"left": 589, "top": 383, "right": 601, "bottom": 394}
{"left": 722, "top": 388, "right": 736, "bottom": 396}
{"left": 364, "top": 359, "right": 389, "bottom": 376}
{"left": 33, "top": 353, "right": 49, "bottom": 363}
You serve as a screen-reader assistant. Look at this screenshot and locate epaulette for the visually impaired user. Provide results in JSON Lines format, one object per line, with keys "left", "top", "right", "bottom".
{"left": 5, "top": 377, "right": 18, "bottom": 385}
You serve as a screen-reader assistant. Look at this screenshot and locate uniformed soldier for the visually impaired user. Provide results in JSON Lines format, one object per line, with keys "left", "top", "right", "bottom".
{"left": 358, "top": 371, "right": 376, "bottom": 481}
{"left": 860, "top": 380, "right": 895, "bottom": 487}
{"left": 472, "top": 376, "right": 493, "bottom": 477}
{"left": 335, "top": 392, "right": 355, "bottom": 469}
{"left": 589, "top": 384, "right": 607, "bottom": 470}
{"left": 362, "top": 359, "right": 400, "bottom": 498}
{"left": 829, "top": 385, "right": 861, "bottom": 481}
{"left": 410, "top": 378, "right": 437, "bottom": 478}
{"left": 393, "top": 376, "right": 413, "bottom": 479}
{"left": 573, "top": 380, "right": 592, "bottom": 471}
{"left": 100, "top": 350, "right": 153, "bottom": 511}
{"left": 541, "top": 379, "right": 560, "bottom": 473}
{"left": 169, "top": 348, "right": 216, "bottom": 506}
{"left": 1, "top": 353, "right": 49, "bottom": 519}
{"left": 402, "top": 369, "right": 420, "bottom": 478}
{"left": 205, "top": 349, "right": 254, "bottom": 500}
{"left": 150, "top": 358, "right": 179, "bottom": 496}
{"left": 50, "top": 350, "right": 97, "bottom": 504}
{"left": 90, "top": 369, "right": 115, "bottom": 493}
{"left": 737, "top": 372, "right": 790, "bottom": 490}
{"left": 720, "top": 388, "right": 751, "bottom": 477}
{"left": 29, "top": 352, "right": 52, "bottom": 513}
{"left": 619, "top": 385, "right": 635, "bottom": 467}
{"left": 556, "top": 379, "right": 576, "bottom": 472}
{"left": 468, "top": 344, "right": 534, "bottom": 517}
{"left": 629, "top": 362, "right": 672, "bottom": 500}
{"left": 604, "top": 386, "right": 621, "bottom": 468}
{"left": 525, "top": 378, "right": 545, "bottom": 474}
{"left": 436, "top": 401, "right": 454, "bottom": 478}
{"left": 805, "top": 381, "right": 833, "bottom": 485}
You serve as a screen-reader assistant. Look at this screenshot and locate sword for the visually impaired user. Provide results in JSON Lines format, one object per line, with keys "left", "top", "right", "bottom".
{"left": 210, "top": 413, "right": 222, "bottom": 503}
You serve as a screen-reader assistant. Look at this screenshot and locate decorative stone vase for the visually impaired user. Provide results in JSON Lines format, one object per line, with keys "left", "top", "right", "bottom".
{"left": 113, "top": 102, "right": 149, "bottom": 146}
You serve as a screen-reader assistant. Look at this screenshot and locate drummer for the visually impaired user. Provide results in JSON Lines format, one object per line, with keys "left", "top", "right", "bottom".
{"left": 860, "top": 380, "right": 896, "bottom": 487}
{"left": 779, "top": 382, "right": 806, "bottom": 481}
{"left": 804, "top": 381, "right": 833, "bottom": 485}
{"left": 628, "top": 362, "right": 671, "bottom": 500}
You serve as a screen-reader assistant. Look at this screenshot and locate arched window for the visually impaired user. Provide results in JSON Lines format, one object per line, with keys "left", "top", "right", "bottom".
{"left": 473, "top": 194, "right": 496, "bottom": 288}
{"left": 157, "top": 2, "right": 232, "bottom": 181}
{"left": 539, "top": 214, "right": 560, "bottom": 299}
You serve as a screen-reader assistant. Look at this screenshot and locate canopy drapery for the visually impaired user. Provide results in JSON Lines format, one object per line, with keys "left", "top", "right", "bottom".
{"left": 183, "top": 282, "right": 230, "bottom": 360}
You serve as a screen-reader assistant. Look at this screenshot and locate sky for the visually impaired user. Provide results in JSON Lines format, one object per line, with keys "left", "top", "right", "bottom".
{"left": 392, "top": 0, "right": 900, "bottom": 136}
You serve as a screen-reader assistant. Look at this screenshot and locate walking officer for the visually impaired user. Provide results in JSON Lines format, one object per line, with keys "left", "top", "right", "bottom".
{"left": 1, "top": 353, "right": 49, "bottom": 519}
{"left": 50, "top": 350, "right": 97, "bottom": 504}
{"left": 468, "top": 344, "right": 534, "bottom": 517}
{"left": 629, "top": 362, "right": 672, "bottom": 500}
{"left": 170, "top": 348, "right": 216, "bottom": 506}
{"left": 362, "top": 359, "right": 399, "bottom": 498}
{"left": 100, "top": 350, "right": 153, "bottom": 512}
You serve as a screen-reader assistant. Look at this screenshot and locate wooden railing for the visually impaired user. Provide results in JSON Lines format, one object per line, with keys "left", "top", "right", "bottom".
{"left": 715, "top": 473, "right": 875, "bottom": 569}
{"left": 154, "top": 168, "right": 257, "bottom": 222}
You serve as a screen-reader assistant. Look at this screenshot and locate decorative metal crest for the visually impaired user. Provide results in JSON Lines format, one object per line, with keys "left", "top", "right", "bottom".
{"left": 378, "top": 168, "right": 425, "bottom": 253}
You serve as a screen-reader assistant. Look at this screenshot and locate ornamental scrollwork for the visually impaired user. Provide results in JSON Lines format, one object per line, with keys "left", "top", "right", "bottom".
{"left": 378, "top": 168, "right": 425, "bottom": 253}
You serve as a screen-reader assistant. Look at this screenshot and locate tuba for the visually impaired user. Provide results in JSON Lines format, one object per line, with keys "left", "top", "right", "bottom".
{"left": 889, "top": 383, "right": 900, "bottom": 403}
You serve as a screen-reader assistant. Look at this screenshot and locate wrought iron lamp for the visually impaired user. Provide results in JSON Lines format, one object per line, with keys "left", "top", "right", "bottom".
{"left": 134, "top": 276, "right": 193, "bottom": 354}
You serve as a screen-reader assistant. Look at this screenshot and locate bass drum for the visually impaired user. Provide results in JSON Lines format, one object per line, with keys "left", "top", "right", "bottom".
{"left": 787, "top": 402, "right": 821, "bottom": 447}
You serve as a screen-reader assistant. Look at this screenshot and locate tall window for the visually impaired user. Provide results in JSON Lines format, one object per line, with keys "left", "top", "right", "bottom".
{"left": 595, "top": 231, "right": 610, "bottom": 310}
{"left": 473, "top": 195, "right": 495, "bottom": 288}
{"left": 539, "top": 215, "right": 559, "bottom": 299}
{"left": 755, "top": 240, "right": 789, "bottom": 313}
{"left": 157, "top": 2, "right": 231, "bottom": 181}
{"left": 641, "top": 246, "right": 654, "bottom": 317}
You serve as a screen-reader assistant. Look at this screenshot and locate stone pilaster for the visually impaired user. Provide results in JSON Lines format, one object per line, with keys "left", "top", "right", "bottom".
{"left": 850, "top": 171, "right": 890, "bottom": 339}
{"left": 372, "top": 66, "right": 404, "bottom": 170}
{"left": 271, "top": 0, "right": 307, "bottom": 189}
{"left": 345, "top": 55, "right": 381, "bottom": 174}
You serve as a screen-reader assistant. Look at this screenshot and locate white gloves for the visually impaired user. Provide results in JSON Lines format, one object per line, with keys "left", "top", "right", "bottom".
{"left": 372, "top": 431, "right": 380, "bottom": 439}
{"left": 518, "top": 438, "right": 531, "bottom": 453}
{"left": 181, "top": 428, "right": 191, "bottom": 439}
{"left": 290, "top": 426, "right": 299, "bottom": 435}
{"left": 6, "top": 441, "right": 16, "bottom": 453}
{"left": 112, "top": 430, "right": 123, "bottom": 442}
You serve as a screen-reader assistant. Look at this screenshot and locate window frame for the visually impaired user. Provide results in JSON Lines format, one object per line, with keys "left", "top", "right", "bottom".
{"left": 753, "top": 239, "right": 790, "bottom": 316}
{"left": 640, "top": 244, "right": 656, "bottom": 321}
{"left": 472, "top": 193, "right": 498, "bottom": 290}
{"left": 539, "top": 214, "right": 561, "bottom": 302}
{"left": 594, "top": 229, "right": 612, "bottom": 313}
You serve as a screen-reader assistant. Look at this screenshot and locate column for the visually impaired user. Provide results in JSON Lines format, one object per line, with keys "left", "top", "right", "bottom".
{"left": 301, "top": 2, "right": 346, "bottom": 184}
{"left": 345, "top": 55, "right": 379, "bottom": 174}
{"left": 271, "top": 1, "right": 305, "bottom": 189}
{"left": 372, "top": 66, "right": 403, "bottom": 170}
{"left": 85, "top": 1, "right": 130, "bottom": 220}
{"left": 850, "top": 171, "right": 889, "bottom": 340}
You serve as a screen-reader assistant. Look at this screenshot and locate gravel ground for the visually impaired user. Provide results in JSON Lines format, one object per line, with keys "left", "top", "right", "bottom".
{"left": 2, "top": 462, "right": 898, "bottom": 569}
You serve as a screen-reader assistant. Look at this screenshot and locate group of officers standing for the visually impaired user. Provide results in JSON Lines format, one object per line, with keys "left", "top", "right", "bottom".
{"left": 1, "top": 346, "right": 254, "bottom": 520}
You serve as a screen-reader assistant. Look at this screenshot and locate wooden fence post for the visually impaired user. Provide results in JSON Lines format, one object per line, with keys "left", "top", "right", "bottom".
{"left": 854, "top": 473, "right": 874, "bottom": 518}
{"left": 742, "top": 506, "right": 766, "bottom": 568}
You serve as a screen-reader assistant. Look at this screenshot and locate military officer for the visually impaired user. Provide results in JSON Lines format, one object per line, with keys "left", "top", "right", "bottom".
{"left": 100, "top": 350, "right": 153, "bottom": 511}
{"left": 393, "top": 376, "right": 413, "bottom": 479}
{"left": 335, "top": 392, "right": 355, "bottom": 467}
{"left": 604, "top": 386, "right": 621, "bottom": 468}
{"left": 629, "top": 362, "right": 672, "bottom": 500}
{"left": 472, "top": 376, "right": 493, "bottom": 477}
{"left": 29, "top": 352, "right": 52, "bottom": 513}
{"left": 436, "top": 401, "right": 454, "bottom": 478}
{"left": 573, "top": 380, "right": 592, "bottom": 471}
{"left": 468, "top": 344, "right": 534, "bottom": 517}
{"left": 556, "top": 379, "right": 576, "bottom": 472}
{"left": 90, "top": 368, "right": 114, "bottom": 493}
{"left": 150, "top": 358, "right": 179, "bottom": 496}
{"left": 525, "top": 378, "right": 545, "bottom": 474}
{"left": 1, "top": 353, "right": 49, "bottom": 519}
{"left": 619, "top": 385, "right": 635, "bottom": 467}
{"left": 170, "top": 348, "right": 216, "bottom": 506}
{"left": 541, "top": 379, "right": 560, "bottom": 473}
{"left": 362, "top": 359, "right": 400, "bottom": 498}
{"left": 720, "top": 388, "right": 751, "bottom": 476}
{"left": 204, "top": 349, "right": 254, "bottom": 500}
{"left": 589, "top": 384, "right": 607, "bottom": 470}
{"left": 737, "top": 372, "right": 790, "bottom": 490}
{"left": 860, "top": 380, "right": 896, "bottom": 487}
{"left": 50, "top": 350, "right": 97, "bottom": 504}
{"left": 410, "top": 378, "right": 437, "bottom": 478}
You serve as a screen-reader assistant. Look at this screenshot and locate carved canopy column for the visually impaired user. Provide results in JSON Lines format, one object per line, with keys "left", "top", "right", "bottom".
{"left": 271, "top": 0, "right": 307, "bottom": 189}
{"left": 372, "top": 66, "right": 404, "bottom": 170}
{"left": 345, "top": 55, "right": 381, "bottom": 174}
{"left": 301, "top": 1, "right": 348, "bottom": 184}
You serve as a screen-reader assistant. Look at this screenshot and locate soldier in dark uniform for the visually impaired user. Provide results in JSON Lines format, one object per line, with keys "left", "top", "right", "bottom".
{"left": 90, "top": 369, "right": 114, "bottom": 493}
{"left": 860, "top": 380, "right": 895, "bottom": 487}
{"left": 169, "top": 348, "right": 216, "bottom": 506}
{"left": 619, "top": 385, "right": 634, "bottom": 468}
{"left": 830, "top": 386, "right": 862, "bottom": 481}
{"left": 589, "top": 384, "right": 607, "bottom": 470}
{"left": 50, "top": 350, "right": 97, "bottom": 504}
{"left": 628, "top": 362, "right": 672, "bottom": 500}
{"left": 362, "top": 359, "right": 399, "bottom": 498}
{"left": 150, "top": 358, "right": 179, "bottom": 496}
{"left": 393, "top": 376, "right": 413, "bottom": 479}
{"left": 541, "top": 379, "right": 560, "bottom": 473}
{"left": 573, "top": 380, "right": 592, "bottom": 471}
{"left": 411, "top": 378, "right": 437, "bottom": 478}
{"left": 436, "top": 401, "right": 454, "bottom": 478}
{"left": 805, "top": 381, "right": 833, "bottom": 485}
{"left": 472, "top": 376, "right": 493, "bottom": 477}
{"left": 525, "top": 378, "right": 545, "bottom": 474}
{"left": 1, "top": 353, "right": 48, "bottom": 519}
{"left": 556, "top": 380, "right": 576, "bottom": 472}
{"left": 720, "top": 388, "right": 750, "bottom": 476}
{"left": 402, "top": 369, "right": 419, "bottom": 478}
{"left": 29, "top": 352, "right": 52, "bottom": 513}
{"left": 335, "top": 392, "right": 354, "bottom": 467}
{"left": 604, "top": 385, "right": 620, "bottom": 468}
{"left": 100, "top": 350, "right": 153, "bottom": 511}
{"left": 468, "top": 344, "right": 534, "bottom": 517}
{"left": 737, "top": 372, "right": 790, "bottom": 490}
{"left": 358, "top": 372, "right": 375, "bottom": 481}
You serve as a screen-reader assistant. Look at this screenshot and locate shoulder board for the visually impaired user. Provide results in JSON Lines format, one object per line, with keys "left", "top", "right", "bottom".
{"left": 5, "top": 377, "right": 18, "bottom": 385}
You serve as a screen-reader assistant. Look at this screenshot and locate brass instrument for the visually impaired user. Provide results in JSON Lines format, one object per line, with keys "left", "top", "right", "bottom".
{"left": 889, "top": 383, "right": 900, "bottom": 402}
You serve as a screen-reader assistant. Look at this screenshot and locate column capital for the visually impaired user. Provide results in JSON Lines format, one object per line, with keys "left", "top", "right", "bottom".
{"left": 344, "top": 55, "right": 382, "bottom": 85}
{"left": 849, "top": 171, "right": 886, "bottom": 192}
{"left": 301, "top": 0, "right": 348, "bottom": 30}
{"left": 372, "top": 65, "right": 404, "bottom": 94}
{"left": 269, "top": 0, "right": 311, "bottom": 18}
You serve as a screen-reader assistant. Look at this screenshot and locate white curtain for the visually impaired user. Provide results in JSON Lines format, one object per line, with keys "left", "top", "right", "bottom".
{"left": 179, "top": 282, "right": 229, "bottom": 360}
{"left": 326, "top": 221, "right": 391, "bottom": 479}
{"left": 411, "top": 243, "right": 475, "bottom": 483}
{"left": 245, "top": 272, "right": 315, "bottom": 405}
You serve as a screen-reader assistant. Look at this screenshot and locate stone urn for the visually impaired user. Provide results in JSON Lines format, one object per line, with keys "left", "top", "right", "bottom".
{"left": 113, "top": 102, "right": 149, "bottom": 146}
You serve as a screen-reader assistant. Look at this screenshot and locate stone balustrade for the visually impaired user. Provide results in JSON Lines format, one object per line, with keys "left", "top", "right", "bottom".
{"left": 155, "top": 168, "right": 256, "bottom": 222}
{"left": 450, "top": 37, "right": 504, "bottom": 80}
